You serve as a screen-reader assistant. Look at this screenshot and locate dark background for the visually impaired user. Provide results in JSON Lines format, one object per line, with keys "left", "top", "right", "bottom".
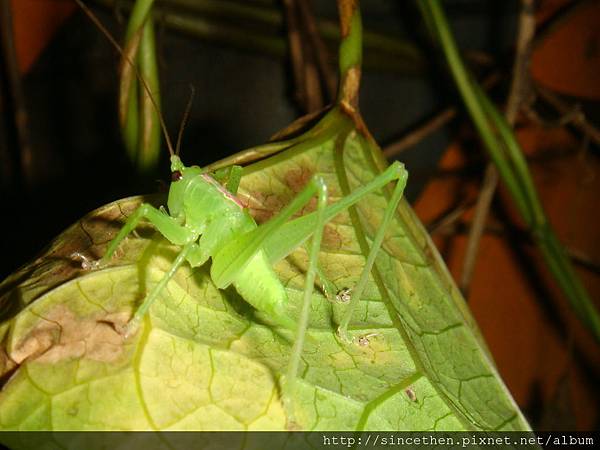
{"left": 0, "top": 0, "right": 520, "bottom": 279}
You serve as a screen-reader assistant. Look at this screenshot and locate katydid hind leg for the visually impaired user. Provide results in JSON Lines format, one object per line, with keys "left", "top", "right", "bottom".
{"left": 213, "top": 161, "right": 407, "bottom": 289}
{"left": 301, "top": 242, "right": 338, "bottom": 302}
{"left": 252, "top": 161, "right": 408, "bottom": 345}
{"left": 336, "top": 168, "right": 409, "bottom": 343}
{"left": 211, "top": 174, "right": 328, "bottom": 290}
{"left": 261, "top": 161, "right": 407, "bottom": 266}
{"left": 283, "top": 176, "right": 328, "bottom": 425}
{"left": 208, "top": 173, "right": 332, "bottom": 421}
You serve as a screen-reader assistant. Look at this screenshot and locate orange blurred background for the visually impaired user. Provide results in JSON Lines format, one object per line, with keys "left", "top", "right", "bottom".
{"left": 414, "top": 0, "right": 600, "bottom": 430}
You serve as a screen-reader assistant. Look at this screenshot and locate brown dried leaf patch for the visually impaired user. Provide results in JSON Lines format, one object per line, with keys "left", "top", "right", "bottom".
{"left": 10, "top": 305, "right": 130, "bottom": 366}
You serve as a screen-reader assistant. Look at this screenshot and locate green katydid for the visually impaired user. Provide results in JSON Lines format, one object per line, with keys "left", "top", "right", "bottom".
{"left": 73, "top": 0, "right": 409, "bottom": 423}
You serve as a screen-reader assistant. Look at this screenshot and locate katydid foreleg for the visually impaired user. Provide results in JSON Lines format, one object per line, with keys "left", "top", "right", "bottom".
{"left": 101, "top": 203, "right": 195, "bottom": 263}
{"left": 126, "top": 242, "right": 194, "bottom": 336}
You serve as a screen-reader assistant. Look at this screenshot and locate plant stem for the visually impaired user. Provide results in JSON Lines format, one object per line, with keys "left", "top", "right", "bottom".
{"left": 120, "top": 0, "right": 161, "bottom": 173}
{"left": 336, "top": 0, "right": 362, "bottom": 110}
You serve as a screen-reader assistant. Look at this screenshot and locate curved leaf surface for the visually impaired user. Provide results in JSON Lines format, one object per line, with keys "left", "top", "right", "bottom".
{"left": 0, "top": 109, "right": 529, "bottom": 432}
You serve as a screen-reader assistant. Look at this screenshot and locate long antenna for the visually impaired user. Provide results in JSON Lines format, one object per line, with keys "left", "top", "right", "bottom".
{"left": 175, "top": 85, "right": 195, "bottom": 156}
{"left": 74, "top": 0, "right": 175, "bottom": 156}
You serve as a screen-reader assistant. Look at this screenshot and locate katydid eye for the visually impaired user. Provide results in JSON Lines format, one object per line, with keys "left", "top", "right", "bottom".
{"left": 171, "top": 170, "right": 183, "bottom": 182}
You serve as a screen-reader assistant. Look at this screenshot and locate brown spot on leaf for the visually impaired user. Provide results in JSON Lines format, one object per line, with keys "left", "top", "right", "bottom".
{"left": 405, "top": 387, "right": 417, "bottom": 402}
{"left": 321, "top": 223, "right": 343, "bottom": 250}
{"left": 0, "top": 345, "right": 17, "bottom": 380}
{"left": 284, "top": 166, "right": 314, "bottom": 194}
{"left": 242, "top": 165, "right": 319, "bottom": 225}
{"left": 11, "top": 306, "right": 130, "bottom": 365}
{"left": 243, "top": 191, "right": 286, "bottom": 224}
{"left": 285, "top": 418, "right": 302, "bottom": 431}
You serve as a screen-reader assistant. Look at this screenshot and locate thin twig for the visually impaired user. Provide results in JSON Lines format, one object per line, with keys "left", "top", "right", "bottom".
{"left": 460, "top": 165, "right": 499, "bottom": 295}
{"left": 282, "top": 0, "right": 308, "bottom": 110}
{"left": 434, "top": 220, "right": 600, "bottom": 277}
{"left": 426, "top": 199, "right": 475, "bottom": 235}
{"left": 296, "top": 0, "right": 337, "bottom": 102}
{"left": 430, "top": 144, "right": 590, "bottom": 181}
{"left": 283, "top": 0, "right": 324, "bottom": 112}
{"left": 383, "top": 108, "right": 456, "bottom": 158}
{"left": 383, "top": 72, "right": 501, "bottom": 159}
{"left": 298, "top": 1, "right": 325, "bottom": 112}
{"left": 0, "top": 0, "right": 33, "bottom": 188}
{"left": 534, "top": 83, "right": 600, "bottom": 147}
{"left": 567, "top": 247, "right": 600, "bottom": 276}
{"left": 523, "top": 100, "right": 583, "bottom": 128}
{"left": 303, "top": 52, "right": 324, "bottom": 112}
{"left": 460, "top": 0, "right": 536, "bottom": 296}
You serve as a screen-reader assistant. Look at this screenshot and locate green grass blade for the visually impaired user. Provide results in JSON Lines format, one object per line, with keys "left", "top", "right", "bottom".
{"left": 419, "top": 0, "right": 600, "bottom": 343}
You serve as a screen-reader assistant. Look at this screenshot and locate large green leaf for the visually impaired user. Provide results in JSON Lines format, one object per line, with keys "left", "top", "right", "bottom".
{"left": 0, "top": 108, "right": 529, "bottom": 431}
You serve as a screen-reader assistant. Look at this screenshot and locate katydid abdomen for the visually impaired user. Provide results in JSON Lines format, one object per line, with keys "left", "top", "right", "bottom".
{"left": 167, "top": 158, "right": 296, "bottom": 330}
{"left": 232, "top": 252, "right": 296, "bottom": 330}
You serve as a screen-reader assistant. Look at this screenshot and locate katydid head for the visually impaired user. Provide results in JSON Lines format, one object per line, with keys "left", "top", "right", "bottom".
{"left": 167, "top": 155, "right": 202, "bottom": 218}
